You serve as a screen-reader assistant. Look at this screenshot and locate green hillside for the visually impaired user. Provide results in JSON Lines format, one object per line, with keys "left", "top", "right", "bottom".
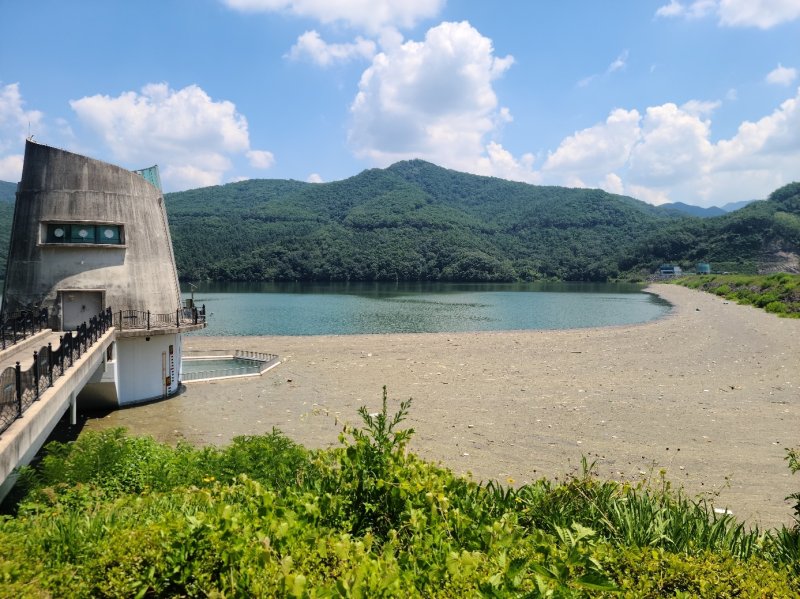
{"left": 165, "top": 160, "right": 682, "bottom": 282}
{"left": 0, "top": 180, "right": 16, "bottom": 278}
{"left": 1, "top": 165, "right": 798, "bottom": 282}
{"left": 625, "top": 182, "right": 800, "bottom": 275}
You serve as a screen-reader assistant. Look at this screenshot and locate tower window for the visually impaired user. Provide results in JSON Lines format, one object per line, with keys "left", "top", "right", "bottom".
{"left": 45, "top": 223, "right": 124, "bottom": 245}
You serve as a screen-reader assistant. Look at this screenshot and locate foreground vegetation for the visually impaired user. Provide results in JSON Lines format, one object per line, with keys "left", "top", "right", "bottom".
{"left": 1, "top": 391, "right": 798, "bottom": 597}
{"left": 674, "top": 273, "right": 800, "bottom": 317}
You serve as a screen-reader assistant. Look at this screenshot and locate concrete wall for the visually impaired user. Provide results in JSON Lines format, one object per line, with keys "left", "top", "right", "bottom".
{"left": 2, "top": 141, "right": 181, "bottom": 326}
{"left": 115, "top": 332, "right": 181, "bottom": 405}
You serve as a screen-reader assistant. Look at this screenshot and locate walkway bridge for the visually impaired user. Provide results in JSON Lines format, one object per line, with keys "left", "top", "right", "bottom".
{"left": 0, "top": 305, "right": 205, "bottom": 499}
{"left": 0, "top": 312, "right": 115, "bottom": 498}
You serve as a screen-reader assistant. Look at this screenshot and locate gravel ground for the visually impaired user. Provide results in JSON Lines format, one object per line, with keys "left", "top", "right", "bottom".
{"left": 83, "top": 284, "right": 800, "bottom": 529}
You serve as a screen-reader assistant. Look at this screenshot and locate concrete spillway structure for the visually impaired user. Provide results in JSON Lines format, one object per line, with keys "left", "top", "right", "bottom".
{"left": 2, "top": 140, "right": 204, "bottom": 406}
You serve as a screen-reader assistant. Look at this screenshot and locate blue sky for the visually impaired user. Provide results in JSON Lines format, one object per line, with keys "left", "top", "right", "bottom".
{"left": 1, "top": 0, "right": 798, "bottom": 206}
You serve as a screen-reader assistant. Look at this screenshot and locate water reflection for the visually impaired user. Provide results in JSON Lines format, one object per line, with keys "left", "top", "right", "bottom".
{"left": 181, "top": 281, "right": 671, "bottom": 336}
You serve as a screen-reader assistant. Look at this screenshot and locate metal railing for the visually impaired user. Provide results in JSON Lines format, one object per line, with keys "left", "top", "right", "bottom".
{"left": 112, "top": 305, "right": 206, "bottom": 331}
{"left": 0, "top": 308, "right": 49, "bottom": 350}
{"left": 0, "top": 308, "right": 113, "bottom": 436}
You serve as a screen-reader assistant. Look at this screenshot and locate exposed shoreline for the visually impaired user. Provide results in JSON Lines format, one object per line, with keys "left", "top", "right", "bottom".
{"left": 84, "top": 284, "right": 800, "bottom": 529}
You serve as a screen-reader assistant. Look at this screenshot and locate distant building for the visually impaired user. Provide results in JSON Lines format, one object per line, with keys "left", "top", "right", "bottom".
{"left": 2, "top": 141, "right": 205, "bottom": 406}
{"left": 696, "top": 262, "right": 711, "bottom": 274}
{"left": 658, "top": 264, "right": 683, "bottom": 277}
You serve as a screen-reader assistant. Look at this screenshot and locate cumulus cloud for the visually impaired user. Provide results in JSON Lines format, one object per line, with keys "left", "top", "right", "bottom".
{"left": 543, "top": 108, "right": 642, "bottom": 177}
{"left": 766, "top": 63, "right": 798, "bottom": 86}
{"left": 656, "top": 0, "right": 800, "bottom": 28}
{"left": 536, "top": 86, "right": 800, "bottom": 206}
{"left": 628, "top": 103, "right": 714, "bottom": 185}
{"left": 70, "top": 83, "right": 273, "bottom": 190}
{"left": 246, "top": 149, "right": 275, "bottom": 168}
{"left": 307, "top": 172, "right": 323, "bottom": 183}
{"left": 349, "top": 21, "right": 526, "bottom": 179}
{"left": 222, "top": 0, "right": 444, "bottom": 33}
{"left": 287, "top": 31, "right": 376, "bottom": 66}
{"left": 0, "top": 154, "right": 24, "bottom": 182}
{"left": 0, "top": 83, "right": 44, "bottom": 180}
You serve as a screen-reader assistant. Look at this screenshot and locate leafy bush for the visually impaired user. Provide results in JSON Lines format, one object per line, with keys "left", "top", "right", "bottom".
{"left": 673, "top": 274, "right": 800, "bottom": 317}
{"left": 2, "top": 393, "right": 799, "bottom": 596}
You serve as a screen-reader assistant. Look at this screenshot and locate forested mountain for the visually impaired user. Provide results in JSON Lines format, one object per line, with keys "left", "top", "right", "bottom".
{"left": 657, "top": 202, "right": 727, "bottom": 218}
{"left": 0, "top": 181, "right": 17, "bottom": 275}
{"left": 624, "top": 184, "right": 800, "bottom": 275}
{"left": 165, "top": 160, "right": 681, "bottom": 282}
{"left": 0, "top": 165, "right": 798, "bottom": 282}
{"left": 165, "top": 161, "right": 799, "bottom": 281}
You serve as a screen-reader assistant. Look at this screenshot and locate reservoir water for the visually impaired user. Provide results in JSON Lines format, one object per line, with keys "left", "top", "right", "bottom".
{"left": 181, "top": 281, "right": 671, "bottom": 336}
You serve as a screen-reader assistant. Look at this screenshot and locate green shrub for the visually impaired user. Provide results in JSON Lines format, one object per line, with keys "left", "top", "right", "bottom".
{"left": 2, "top": 395, "right": 799, "bottom": 596}
{"left": 714, "top": 284, "right": 731, "bottom": 296}
{"left": 602, "top": 547, "right": 798, "bottom": 597}
{"left": 765, "top": 300, "right": 788, "bottom": 314}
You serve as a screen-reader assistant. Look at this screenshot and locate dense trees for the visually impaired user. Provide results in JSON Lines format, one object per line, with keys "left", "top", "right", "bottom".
{"left": 164, "top": 161, "right": 682, "bottom": 282}
{"left": 0, "top": 166, "right": 798, "bottom": 283}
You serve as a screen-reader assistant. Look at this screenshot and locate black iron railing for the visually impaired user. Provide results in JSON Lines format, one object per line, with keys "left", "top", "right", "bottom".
{"left": 112, "top": 305, "right": 206, "bottom": 331}
{"left": 0, "top": 308, "right": 49, "bottom": 350}
{"left": 0, "top": 308, "right": 113, "bottom": 436}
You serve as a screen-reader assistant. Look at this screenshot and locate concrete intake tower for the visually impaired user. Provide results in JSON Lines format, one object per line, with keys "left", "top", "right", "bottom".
{"left": 2, "top": 140, "right": 204, "bottom": 406}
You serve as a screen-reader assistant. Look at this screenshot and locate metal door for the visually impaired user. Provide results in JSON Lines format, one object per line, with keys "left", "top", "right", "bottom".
{"left": 61, "top": 291, "right": 103, "bottom": 331}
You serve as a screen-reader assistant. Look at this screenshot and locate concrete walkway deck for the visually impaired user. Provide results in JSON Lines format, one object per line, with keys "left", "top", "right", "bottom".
{"left": 0, "top": 328, "right": 115, "bottom": 499}
{"left": 0, "top": 330, "right": 65, "bottom": 371}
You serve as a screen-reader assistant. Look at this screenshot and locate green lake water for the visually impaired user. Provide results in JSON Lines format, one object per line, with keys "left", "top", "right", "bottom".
{"left": 181, "top": 281, "right": 671, "bottom": 336}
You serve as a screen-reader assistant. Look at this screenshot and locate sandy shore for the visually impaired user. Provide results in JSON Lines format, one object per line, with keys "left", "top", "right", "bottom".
{"left": 83, "top": 284, "right": 800, "bottom": 528}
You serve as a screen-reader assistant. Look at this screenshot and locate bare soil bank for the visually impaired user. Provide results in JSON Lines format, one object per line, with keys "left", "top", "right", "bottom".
{"left": 84, "top": 284, "right": 800, "bottom": 529}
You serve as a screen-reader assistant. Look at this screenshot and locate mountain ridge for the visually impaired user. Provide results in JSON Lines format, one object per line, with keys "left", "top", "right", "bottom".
{"left": 0, "top": 163, "right": 797, "bottom": 282}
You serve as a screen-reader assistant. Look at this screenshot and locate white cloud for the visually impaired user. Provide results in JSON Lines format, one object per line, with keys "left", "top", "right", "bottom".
{"left": 718, "top": 0, "right": 800, "bottom": 28}
{"left": 716, "top": 87, "right": 800, "bottom": 167}
{"left": 766, "top": 63, "right": 798, "bottom": 86}
{"left": 0, "top": 83, "right": 44, "bottom": 174}
{"left": 543, "top": 108, "right": 641, "bottom": 176}
{"left": 680, "top": 99, "right": 721, "bottom": 116}
{"left": 307, "top": 172, "right": 323, "bottom": 183}
{"left": 628, "top": 103, "right": 714, "bottom": 186}
{"left": 287, "top": 31, "right": 376, "bottom": 66}
{"left": 162, "top": 165, "right": 224, "bottom": 190}
{"left": 70, "top": 83, "right": 272, "bottom": 190}
{"left": 246, "top": 149, "right": 275, "bottom": 168}
{"left": 539, "top": 88, "right": 800, "bottom": 207}
{"left": 656, "top": 0, "right": 800, "bottom": 28}
{"left": 222, "top": 0, "right": 444, "bottom": 33}
{"left": 656, "top": 0, "right": 717, "bottom": 20}
{"left": 625, "top": 183, "right": 672, "bottom": 205}
{"left": 577, "top": 50, "right": 630, "bottom": 87}
{"left": 601, "top": 172, "right": 625, "bottom": 195}
{"left": 0, "top": 154, "right": 23, "bottom": 182}
{"left": 349, "top": 21, "right": 525, "bottom": 179}
{"left": 476, "top": 142, "right": 539, "bottom": 184}
{"left": 607, "top": 50, "right": 629, "bottom": 73}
